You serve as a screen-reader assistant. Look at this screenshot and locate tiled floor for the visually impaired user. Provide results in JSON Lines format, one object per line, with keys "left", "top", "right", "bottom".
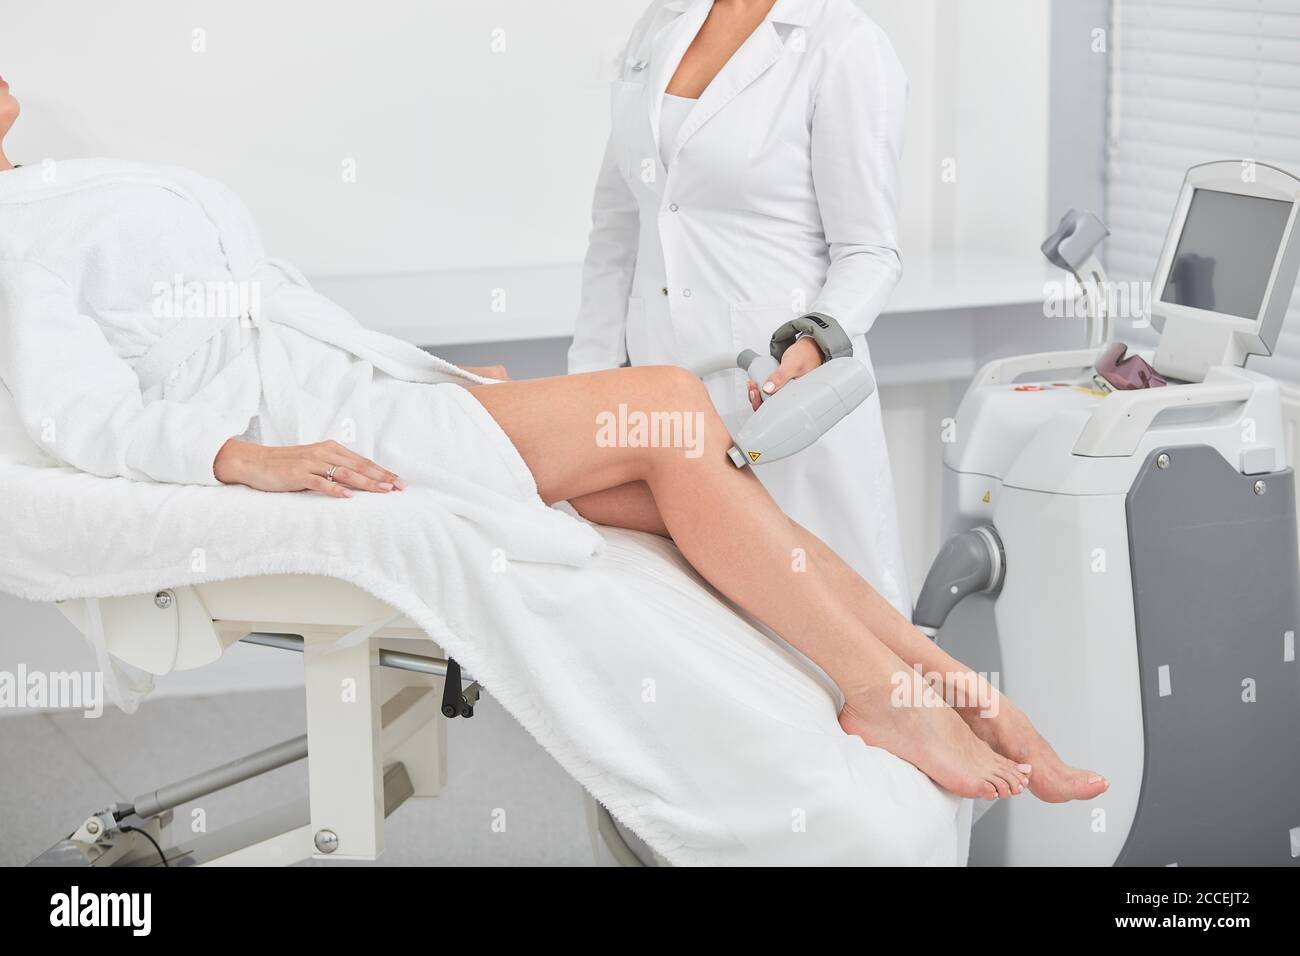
{"left": 0, "top": 685, "right": 595, "bottom": 867}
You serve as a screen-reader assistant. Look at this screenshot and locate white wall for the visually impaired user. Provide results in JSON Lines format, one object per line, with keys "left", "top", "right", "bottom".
{"left": 1, "top": 0, "right": 1051, "bottom": 278}
{"left": 1047, "top": 0, "right": 1109, "bottom": 224}
{"left": 1, "top": 0, "right": 646, "bottom": 275}
{"left": 862, "top": 0, "right": 1053, "bottom": 259}
{"left": 928, "top": 0, "right": 1053, "bottom": 256}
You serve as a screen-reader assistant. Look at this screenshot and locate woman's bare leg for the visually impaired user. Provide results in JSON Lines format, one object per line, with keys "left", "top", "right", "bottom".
{"left": 564, "top": 432, "right": 1104, "bottom": 802}
{"left": 472, "top": 366, "right": 1031, "bottom": 799}
{"left": 789, "top": 533, "right": 1107, "bottom": 802}
{"left": 571, "top": 481, "right": 668, "bottom": 536}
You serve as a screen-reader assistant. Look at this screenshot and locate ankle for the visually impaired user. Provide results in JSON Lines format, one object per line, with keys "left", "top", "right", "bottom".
{"left": 845, "top": 667, "right": 953, "bottom": 719}
{"left": 919, "top": 667, "right": 1004, "bottom": 718}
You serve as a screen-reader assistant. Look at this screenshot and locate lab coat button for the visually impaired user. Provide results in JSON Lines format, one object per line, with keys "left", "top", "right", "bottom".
{"left": 683, "top": 289, "right": 693, "bottom": 298}
{"left": 661, "top": 287, "right": 669, "bottom": 296}
{"left": 669, "top": 203, "right": 679, "bottom": 212}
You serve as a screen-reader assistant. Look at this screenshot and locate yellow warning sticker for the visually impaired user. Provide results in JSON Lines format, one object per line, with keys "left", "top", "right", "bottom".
{"left": 748, "top": 451, "right": 762, "bottom": 463}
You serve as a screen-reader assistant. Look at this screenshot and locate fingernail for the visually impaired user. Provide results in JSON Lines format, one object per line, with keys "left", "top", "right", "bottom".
{"left": 763, "top": 382, "right": 775, "bottom": 394}
{"left": 1018, "top": 763, "right": 1032, "bottom": 773}
{"left": 393, "top": 477, "right": 407, "bottom": 490}
{"left": 1088, "top": 775, "right": 1103, "bottom": 784}
{"left": 341, "top": 488, "right": 354, "bottom": 498}
{"left": 378, "top": 482, "right": 393, "bottom": 491}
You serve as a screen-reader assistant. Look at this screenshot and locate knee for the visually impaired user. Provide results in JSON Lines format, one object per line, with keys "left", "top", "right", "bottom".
{"left": 636, "top": 365, "right": 715, "bottom": 415}
{"left": 641, "top": 365, "right": 731, "bottom": 439}
{"left": 626, "top": 365, "right": 734, "bottom": 469}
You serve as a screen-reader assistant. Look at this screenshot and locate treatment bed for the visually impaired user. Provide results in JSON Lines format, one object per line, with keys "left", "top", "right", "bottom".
{"left": 9, "top": 516, "right": 972, "bottom": 868}
{"left": 28, "top": 554, "right": 974, "bottom": 867}
{"left": 34, "top": 572, "right": 650, "bottom": 866}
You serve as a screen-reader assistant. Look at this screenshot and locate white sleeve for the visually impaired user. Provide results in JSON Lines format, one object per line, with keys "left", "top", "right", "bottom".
{"left": 0, "top": 259, "right": 250, "bottom": 485}
{"left": 567, "top": 128, "right": 641, "bottom": 374}
{"left": 807, "top": 21, "right": 908, "bottom": 339}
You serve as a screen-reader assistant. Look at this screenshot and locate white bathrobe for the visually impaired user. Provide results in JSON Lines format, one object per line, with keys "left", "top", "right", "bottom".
{"left": 0, "top": 159, "right": 969, "bottom": 865}
{"left": 0, "top": 159, "right": 546, "bottom": 492}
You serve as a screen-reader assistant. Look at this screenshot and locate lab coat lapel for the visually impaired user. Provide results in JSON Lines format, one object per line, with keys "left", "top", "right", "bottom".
{"left": 646, "top": 0, "right": 713, "bottom": 166}
{"left": 667, "top": 20, "right": 785, "bottom": 167}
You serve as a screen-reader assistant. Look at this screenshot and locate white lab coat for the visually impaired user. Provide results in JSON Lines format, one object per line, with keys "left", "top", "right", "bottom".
{"left": 569, "top": 0, "right": 912, "bottom": 613}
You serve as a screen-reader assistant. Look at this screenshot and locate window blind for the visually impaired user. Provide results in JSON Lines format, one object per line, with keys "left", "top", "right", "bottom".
{"left": 1106, "top": 0, "right": 1300, "bottom": 379}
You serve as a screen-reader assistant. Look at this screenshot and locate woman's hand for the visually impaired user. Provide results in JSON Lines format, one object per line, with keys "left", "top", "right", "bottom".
{"left": 747, "top": 337, "right": 824, "bottom": 411}
{"left": 462, "top": 364, "right": 510, "bottom": 381}
{"left": 213, "top": 439, "right": 406, "bottom": 499}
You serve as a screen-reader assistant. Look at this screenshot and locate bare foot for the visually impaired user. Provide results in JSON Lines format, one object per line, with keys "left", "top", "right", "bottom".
{"left": 954, "top": 686, "right": 1108, "bottom": 803}
{"left": 838, "top": 678, "right": 1031, "bottom": 801}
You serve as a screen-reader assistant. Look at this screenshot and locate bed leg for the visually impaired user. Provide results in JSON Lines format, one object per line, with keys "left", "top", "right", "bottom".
{"left": 303, "top": 636, "right": 385, "bottom": 860}
{"left": 379, "top": 640, "right": 449, "bottom": 798}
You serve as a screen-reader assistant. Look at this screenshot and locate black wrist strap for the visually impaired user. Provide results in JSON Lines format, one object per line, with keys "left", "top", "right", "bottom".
{"left": 770, "top": 313, "right": 854, "bottom": 363}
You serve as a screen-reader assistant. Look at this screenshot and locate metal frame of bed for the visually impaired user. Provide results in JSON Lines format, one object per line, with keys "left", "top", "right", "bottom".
{"left": 29, "top": 575, "right": 653, "bottom": 867}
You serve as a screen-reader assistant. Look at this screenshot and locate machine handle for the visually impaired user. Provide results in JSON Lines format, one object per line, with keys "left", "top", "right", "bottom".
{"left": 738, "top": 349, "right": 780, "bottom": 404}
{"left": 972, "top": 348, "right": 1106, "bottom": 387}
{"left": 1071, "top": 382, "right": 1254, "bottom": 458}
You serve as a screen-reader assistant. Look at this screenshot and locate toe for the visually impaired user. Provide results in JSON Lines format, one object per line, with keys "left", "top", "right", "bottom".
{"left": 996, "top": 765, "right": 1024, "bottom": 795}
{"left": 1075, "top": 771, "right": 1108, "bottom": 799}
{"left": 1030, "top": 765, "right": 1109, "bottom": 803}
{"left": 997, "top": 757, "right": 1028, "bottom": 792}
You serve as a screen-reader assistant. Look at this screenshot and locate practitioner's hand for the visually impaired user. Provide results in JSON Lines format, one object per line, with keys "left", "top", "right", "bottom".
{"left": 747, "top": 337, "right": 823, "bottom": 411}
{"left": 213, "top": 439, "right": 407, "bottom": 499}
{"left": 462, "top": 365, "right": 510, "bottom": 381}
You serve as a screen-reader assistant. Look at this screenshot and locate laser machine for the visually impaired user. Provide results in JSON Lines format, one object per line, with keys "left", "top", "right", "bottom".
{"left": 914, "top": 161, "right": 1300, "bottom": 866}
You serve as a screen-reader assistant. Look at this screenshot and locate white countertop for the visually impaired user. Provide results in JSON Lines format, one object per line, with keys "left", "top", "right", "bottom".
{"left": 311, "top": 249, "right": 1059, "bottom": 348}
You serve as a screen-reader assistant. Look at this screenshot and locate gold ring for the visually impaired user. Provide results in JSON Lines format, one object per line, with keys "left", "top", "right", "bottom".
{"left": 326, "top": 465, "right": 338, "bottom": 482}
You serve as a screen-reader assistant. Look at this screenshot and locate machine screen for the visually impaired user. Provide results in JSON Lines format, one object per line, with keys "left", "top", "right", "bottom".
{"left": 1160, "top": 188, "right": 1294, "bottom": 320}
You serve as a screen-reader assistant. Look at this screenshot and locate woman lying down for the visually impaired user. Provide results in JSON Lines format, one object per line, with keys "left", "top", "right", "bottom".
{"left": 0, "top": 92, "right": 1105, "bottom": 807}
